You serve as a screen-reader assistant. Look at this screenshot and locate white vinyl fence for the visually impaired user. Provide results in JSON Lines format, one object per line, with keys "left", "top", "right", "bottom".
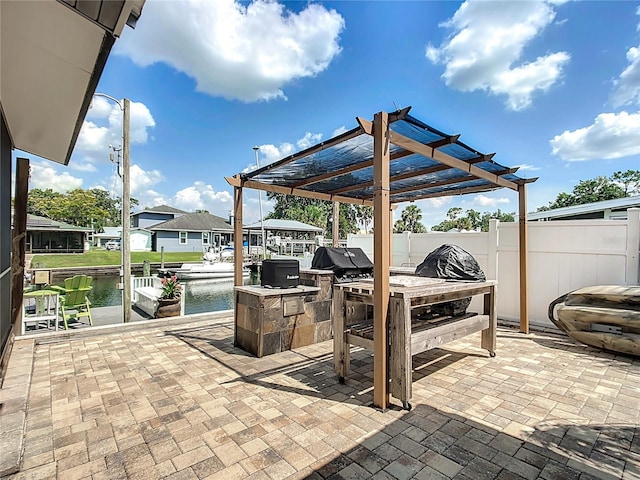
{"left": 347, "top": 208, "right": 640, "bottom": 329}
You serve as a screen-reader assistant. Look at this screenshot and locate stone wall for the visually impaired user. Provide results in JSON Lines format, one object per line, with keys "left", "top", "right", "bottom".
{"left": 235, "top": 271, "right": 334, "bottom": 357}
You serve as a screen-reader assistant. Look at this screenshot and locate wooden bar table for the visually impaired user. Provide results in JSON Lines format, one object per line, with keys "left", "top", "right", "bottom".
{"left": 333, "top": 275, "right": 497, "bottom": 409}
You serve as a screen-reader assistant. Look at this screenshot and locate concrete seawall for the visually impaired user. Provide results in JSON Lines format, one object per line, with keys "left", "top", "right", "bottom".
{"left": 29, "top": 262, "right": 185, "bottom": 280}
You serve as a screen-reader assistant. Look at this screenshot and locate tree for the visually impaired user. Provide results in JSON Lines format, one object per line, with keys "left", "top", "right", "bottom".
{"left": 355, "top": 205, "right": 373, "bottom": 233}
{"left": 26, "top": 187, "right": 139, "bottom": 231}
{"left": 431, "top": 208, "right": 514, "bottom": 232}
{"left": 537, "top": 171, "right": 640, "bottom": 212}
{"left": 612, "top": 170, "right": 640, "bottom": 196}
{"left": 393, "top": 205, "right": 427, "bottom": 233}
{"left": 265, "top": 193, "right": 361, "bottom": 238}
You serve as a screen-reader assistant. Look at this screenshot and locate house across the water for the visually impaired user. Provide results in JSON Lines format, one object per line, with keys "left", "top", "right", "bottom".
{"left": 23, "top": 214, "right": 92, "bottom": 254}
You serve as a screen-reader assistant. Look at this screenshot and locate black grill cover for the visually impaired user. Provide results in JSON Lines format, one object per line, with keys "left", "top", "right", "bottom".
{"left": 311, "top": 247, "right": 373, "bottom": 277}
{"left": 415, "top": 245, "right": 485, "bottom": 317}
{"left": 415, "top": 244, "right": 485, "bottom": 282}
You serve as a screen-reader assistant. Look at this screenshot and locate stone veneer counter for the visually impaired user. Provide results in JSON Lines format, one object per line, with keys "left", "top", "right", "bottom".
{"left": 234, "top": 280, "right": 332, "bottom": 357}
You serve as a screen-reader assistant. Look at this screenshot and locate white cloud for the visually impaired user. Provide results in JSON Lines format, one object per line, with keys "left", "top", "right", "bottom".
{"left": 473, "top": 195, "right": 510, "bottom": 208}
{"left": 610, "top": 6, "right": 640, "bottom": 107}
{"left": 550, "top": 111, "right": 640, "bottom": 161}
{"left": 29, "top": 162, "right": 83, "bottom": 192}
{"left": 74, "top": 98, "right": 156, "bottom": 166}
{"left": 513, "top": 163, "right": 540, "bottom": 172}
{"left": 610, "top": 46, "right": 640, "bottom": 108}
{"left": 332, "top": 126, "right": 348, "bottom": 137}
{"left": 174, "top": 182, "right": 233, "bottom": 216}
{"left": 426, "top": 0, "right": 570, "bottom": 111}
{"left": 117, "top": 0, "right": 345, "bottom": 102}
{"left": 130, "top": 164, "right": 164, "bottom": 196}
{"left": 69, "top": 162, "right": 98, "bottom": 173}
{"left": 242, "top": 131, "right": 323, "bottom": 173}
{"left": 297, "top": 132, "right": 323, "bottom": 150}
{"left": 421, "top": 197, "right": 453, "bottom": 209}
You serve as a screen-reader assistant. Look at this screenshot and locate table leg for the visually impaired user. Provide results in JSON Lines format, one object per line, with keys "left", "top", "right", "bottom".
{"left": 333, "top": 287, "right": 349, "bottom": 382}
{"left": 481, "top": 285, "right": 497, "bottom": 356}
{"left": 390, "top": 296, "right": 412, "bottom": 409}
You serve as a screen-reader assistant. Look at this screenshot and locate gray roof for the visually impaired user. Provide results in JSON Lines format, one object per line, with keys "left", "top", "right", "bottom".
{"left": 25, "top": 214, "right": 92, "bottom": 232}
{"left": 134, "top": 204, "right": 187, "bottom": 216}
{"left": 243, "top": 218, "right": 323, "bottom": 233}
{"left": 149, "top": 212, "right": 232, "bottom": 232}
{"left": 528, "top": 195, "right": 640, "bottom": 221}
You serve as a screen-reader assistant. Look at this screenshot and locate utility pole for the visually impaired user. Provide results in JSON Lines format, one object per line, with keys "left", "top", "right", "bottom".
{"left": 95, "top": 93, "right": 131, "bottom": 323}
{"left": 253, "top": 145, "right": 266, "bottom": 259}
{"left": 122, "top": 99, "right": 132, "bottom": 323}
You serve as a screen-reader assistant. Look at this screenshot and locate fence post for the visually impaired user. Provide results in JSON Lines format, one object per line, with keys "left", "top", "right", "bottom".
{"left": 403, "top": 231, "right": 411, "bottom": 266}
{"left": 143, "top": 259, "right": 151, "bottom": 277}
{"left": 487, "top": 219, "right": 499, "bottom": 281}
{"left": 626, "top": 208, "right": 640, "bottom": 285}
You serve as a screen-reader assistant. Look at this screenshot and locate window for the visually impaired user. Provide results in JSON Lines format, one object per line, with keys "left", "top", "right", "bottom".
{"left": 179, "top": 231, "right": 187, "bottom": 245}
{"left": 202, "top": 232, "right": 209, "bottom": 245}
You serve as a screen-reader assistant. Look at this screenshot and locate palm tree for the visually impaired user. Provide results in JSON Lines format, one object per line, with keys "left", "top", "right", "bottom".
{"left": 394, "top": 204, "right": 427, "bottom": 233}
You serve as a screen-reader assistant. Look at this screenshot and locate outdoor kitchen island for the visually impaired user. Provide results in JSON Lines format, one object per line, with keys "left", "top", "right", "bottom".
{"left": 234, "top": 269, "right": 335, "bottom": 357}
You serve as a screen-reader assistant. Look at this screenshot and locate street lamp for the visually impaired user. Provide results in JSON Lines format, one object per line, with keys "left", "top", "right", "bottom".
{"left": 253, "top": 145, "right": 266, "bottom": 259}
{"left": 94, "top": 93, "right": 132, "bottom": 323}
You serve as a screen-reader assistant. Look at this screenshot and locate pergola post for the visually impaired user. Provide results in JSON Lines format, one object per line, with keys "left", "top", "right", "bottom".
{"left": 518, "top": 183, "right": 529, "bottom": 334}
{"left": 10, "top": 158, "right": 29, "bottom": 336}
{"left": 333, "top": 201, "right": 339, "bottom": 247}
{"left": 373, "top": 111, "right": 390, "bottom": 410}
{"left": 233, "top": 184, "right": 244, "bottom": 287}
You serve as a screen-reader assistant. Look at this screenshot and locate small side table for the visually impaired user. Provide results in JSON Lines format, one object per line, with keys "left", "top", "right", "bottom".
{"left": 22, "top": 290, "right": 59, "bottom": 334}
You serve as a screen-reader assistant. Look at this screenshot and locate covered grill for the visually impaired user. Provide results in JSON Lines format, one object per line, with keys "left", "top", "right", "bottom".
{"left": 415, "top": 244, "right": 486, "bottom": 316}
{"left": 311, "top": 247, "right": 373, "bottom": 282}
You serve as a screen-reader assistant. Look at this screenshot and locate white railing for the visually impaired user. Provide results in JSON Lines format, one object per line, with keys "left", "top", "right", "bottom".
{"left": 131, "top": 276, "right": 161, "bottom": 303}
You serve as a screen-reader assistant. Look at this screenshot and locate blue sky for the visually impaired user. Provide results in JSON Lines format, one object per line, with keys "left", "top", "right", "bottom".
{"left": 18, "top": 0, "right": 640, "bottom": 229}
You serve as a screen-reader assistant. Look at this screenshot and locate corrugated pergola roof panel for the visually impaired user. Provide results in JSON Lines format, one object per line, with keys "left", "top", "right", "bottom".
{"left": 237, "top": 108, "right": 536, "bottom": 205}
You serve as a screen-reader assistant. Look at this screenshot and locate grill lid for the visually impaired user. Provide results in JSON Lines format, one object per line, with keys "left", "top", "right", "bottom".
{"left": 311, "top": 247, "right": 373, "bottom": 277}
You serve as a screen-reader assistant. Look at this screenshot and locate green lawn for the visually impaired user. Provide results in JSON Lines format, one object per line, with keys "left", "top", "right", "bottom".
{"left": 31, "top": 250, "right": 203, "bottom": 268}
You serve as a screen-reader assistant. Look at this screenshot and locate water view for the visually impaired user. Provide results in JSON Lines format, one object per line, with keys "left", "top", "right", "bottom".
{"left": 54, "top": 275, "right": 256, "bottom": 316}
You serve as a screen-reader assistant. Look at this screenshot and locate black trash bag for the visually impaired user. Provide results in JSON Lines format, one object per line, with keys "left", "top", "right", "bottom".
{"left": 415, "top": 244, "right": 486, "bottom": 316}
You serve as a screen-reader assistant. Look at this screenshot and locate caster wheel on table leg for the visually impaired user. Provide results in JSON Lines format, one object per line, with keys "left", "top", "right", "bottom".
{"left": 402, "top": 402, "right": 413, "bottom": 411}
{"left": 489, "top": 351, "right": 496, "bottom": 358}
{"left": 338, "top": 376, "right": 345, "bottom": 384}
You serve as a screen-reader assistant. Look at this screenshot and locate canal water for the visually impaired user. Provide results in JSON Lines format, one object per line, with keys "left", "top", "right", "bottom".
{"left": 53, "top": 275, "right": 256, "bottom": 316}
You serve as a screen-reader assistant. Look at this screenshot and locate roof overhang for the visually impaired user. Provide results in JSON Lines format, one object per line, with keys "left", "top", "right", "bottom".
{"left": 0, "top": 0, "right": 144, "bottom": 165}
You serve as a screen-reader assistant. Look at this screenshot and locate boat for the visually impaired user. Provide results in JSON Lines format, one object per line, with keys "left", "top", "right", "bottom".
{"left": 161, "top": 246, "right": 250, "bottom": 280}
{"left": 171, "top": 261, "right": 250, "bottom": 280}
{"left": 548, "top": 285, "right": 640, "bottom": 357}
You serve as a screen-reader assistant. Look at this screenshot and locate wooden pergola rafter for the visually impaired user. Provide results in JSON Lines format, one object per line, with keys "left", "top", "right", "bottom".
{"left": 226, "top": 107, "right": 536, "bottom": 411}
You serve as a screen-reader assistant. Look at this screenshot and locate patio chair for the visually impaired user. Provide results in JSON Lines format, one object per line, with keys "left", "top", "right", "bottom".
{"left": 50, "top": 275, "right": 93, "bottom": 329}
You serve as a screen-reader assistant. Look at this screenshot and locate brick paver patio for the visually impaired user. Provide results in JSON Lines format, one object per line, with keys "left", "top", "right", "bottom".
{"left": 1, "top": 314, "right": 639, "bottom": 479}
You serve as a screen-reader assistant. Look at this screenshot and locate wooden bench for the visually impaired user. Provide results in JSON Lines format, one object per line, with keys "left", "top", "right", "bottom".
{"left": 333, "top": 276, "right": 497, "bottom": 409}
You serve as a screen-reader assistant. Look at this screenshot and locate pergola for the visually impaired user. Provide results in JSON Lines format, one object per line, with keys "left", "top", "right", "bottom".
{"left": 226, "top": 107, "right": 537, "bottom": 410}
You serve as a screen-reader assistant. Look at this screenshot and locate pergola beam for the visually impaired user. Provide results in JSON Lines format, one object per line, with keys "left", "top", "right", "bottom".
{"left": 225, "top": 176, "right": 373, "bottom": 206}
{"left": 243, "top": 126, "right": 364, "bottom": 180}
{"left": 358, "top": 117, "right": 518, "bottom": 191}
{"left": 369, "top": 167, "right": 519, "bottom": 199}
{"left": 293, "top": 134, "right": 461, "bottom": 190}
{"left": 327, "top": 138, "right": 464, "bottom": 196}
{"left": 290, "top": 149, "right": 414, "bottom": 189}
{"left": 392, "top": 184, "right": 501, "bottom": 203}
